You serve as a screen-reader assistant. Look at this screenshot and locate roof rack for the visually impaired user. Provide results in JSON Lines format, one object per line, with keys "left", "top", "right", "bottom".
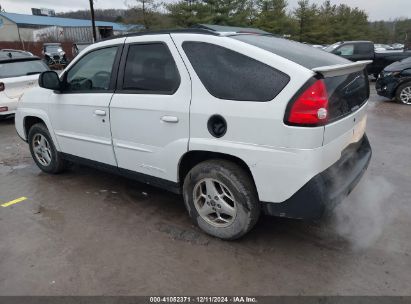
{"left": 101, "top": 28, "right": 220, "bottom": 41}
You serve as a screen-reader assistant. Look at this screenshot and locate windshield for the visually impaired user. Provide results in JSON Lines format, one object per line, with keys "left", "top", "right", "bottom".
{"left": 45, "top": 45, "right": 63, "bottom": 53}
{"left": 232, "top": 35, "right": 349, "bottom": 69}
{"left": 324, "top": 42, "right": 342, "bottom": 52}
{"left": 0, "top": 60, "right": 49, "bottom": 78}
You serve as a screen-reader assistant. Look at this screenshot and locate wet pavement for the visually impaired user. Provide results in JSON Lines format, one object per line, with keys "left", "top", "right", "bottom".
{"left": 0, "top": 86, "right": 410, "bottom": 295}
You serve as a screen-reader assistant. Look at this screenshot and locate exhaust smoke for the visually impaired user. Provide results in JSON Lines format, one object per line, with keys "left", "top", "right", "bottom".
{"left": 331, "top": 175, "right": 395, "bottom": 250}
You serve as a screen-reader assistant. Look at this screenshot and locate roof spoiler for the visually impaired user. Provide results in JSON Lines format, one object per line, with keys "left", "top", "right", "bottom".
{"left": 312, "top": 60, "right": 373, "bottom": 77}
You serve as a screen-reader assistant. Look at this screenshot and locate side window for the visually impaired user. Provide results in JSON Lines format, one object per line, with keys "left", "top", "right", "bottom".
{"left": 122, "top": 43, "right": 180, "bottom": 94}
{"left": 355, "top": 43, "right": 373, "bottom": 55}
{"left": 337, "top": 44, "right": 354, "bottom": 56}
{"left": 182, "top": 42, "right": 289, "bottom": 102}
{"left": 65, "top": 46, "right": 118, "bottom": 92}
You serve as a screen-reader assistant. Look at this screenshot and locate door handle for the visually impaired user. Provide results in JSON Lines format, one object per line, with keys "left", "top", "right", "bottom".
{"left": 161, "top": 116, "right": 179, "bottom": 123}
{"left": 94, "top": 110, "right": 106, "bottom": 116}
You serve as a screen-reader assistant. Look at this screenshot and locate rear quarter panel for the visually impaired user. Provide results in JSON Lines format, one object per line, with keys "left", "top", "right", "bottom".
{"left": 171, "top": 34, "right": 322, "bottom": 150}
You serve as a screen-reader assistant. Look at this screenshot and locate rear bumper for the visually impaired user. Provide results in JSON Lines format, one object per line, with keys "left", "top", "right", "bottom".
{"left": 262, "top": 134, "right": 372, "bottom": 219}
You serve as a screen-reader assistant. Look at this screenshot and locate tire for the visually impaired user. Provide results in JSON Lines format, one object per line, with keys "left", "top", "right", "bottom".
{"left": 395, "top": 82, "right": 411, "bottom": 105}
{"left": 183, "top": 159, "right": 260, "bottom": 240}
{"left": 28, "top": 123, "right": 66, "bottom": 174}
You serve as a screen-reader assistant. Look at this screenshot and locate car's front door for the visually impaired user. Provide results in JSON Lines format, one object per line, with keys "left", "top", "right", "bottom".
{"left": 109, "top": 35, "right": 191, "bottom": 183}
{"left": 48, "top": 43, "right": 123, "bottom": 166}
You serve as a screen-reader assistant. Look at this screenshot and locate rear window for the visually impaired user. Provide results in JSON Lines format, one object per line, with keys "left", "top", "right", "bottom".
{"left": 325, "top": 70, "right": 369, "bottom": 121}
{"left": 0, "top": 59, "right": 48, "bottom": 78}
{"left": 182, "top": 41, "right": 290, "bottom": 101}
{"left": 232, "top": 35, "right": 350, "bottom": 69}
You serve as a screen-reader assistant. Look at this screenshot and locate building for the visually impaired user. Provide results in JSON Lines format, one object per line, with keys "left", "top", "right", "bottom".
{"left": 0, "top": 12, "right": 144, "bottom": 43}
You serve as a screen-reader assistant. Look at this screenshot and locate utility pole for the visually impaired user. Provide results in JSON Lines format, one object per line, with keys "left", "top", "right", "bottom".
{"left": 89, "top": 0, "right": 97, "bottom": 42}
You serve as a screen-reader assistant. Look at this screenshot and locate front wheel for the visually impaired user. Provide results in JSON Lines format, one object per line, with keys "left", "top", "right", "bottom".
{"left": 28, "top": 123, "right": 67, "bottom": 174}
{"left": 396, "top": 82, "right": 411, "bottom": 105}
{"left": 183, "top": 160, "right": 260, "bottom": 240}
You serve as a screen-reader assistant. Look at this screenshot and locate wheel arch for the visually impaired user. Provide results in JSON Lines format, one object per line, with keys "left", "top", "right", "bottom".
{"left": 24, "top": 116, "right": 46, "bottom": 138}
{"left": 20, "top": 111, "right": 61, "bottom": 151}
{"left": 178, "top": 150, "right": 259, "bottom": 200}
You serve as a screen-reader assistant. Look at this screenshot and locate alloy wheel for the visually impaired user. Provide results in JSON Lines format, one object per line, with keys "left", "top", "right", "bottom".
{"left": 193, "top": 178, "right": 237, "bottom": 228}
{"left": 32, "top": 134, "right": 52, "bottom": 166}
{"left": 400, "top": 86, "right": 411, "bottom": 104}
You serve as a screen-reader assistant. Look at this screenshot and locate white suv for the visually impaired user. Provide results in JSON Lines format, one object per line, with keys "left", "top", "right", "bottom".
{"left": 15, "top": 29, "right": 372, "bottom": 239}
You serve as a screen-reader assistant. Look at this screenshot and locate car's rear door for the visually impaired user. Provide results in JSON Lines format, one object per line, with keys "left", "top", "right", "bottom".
{"left": 109, "top": 34, "right": 191, "bottom": 183}
{"left": 48, "top": 42, "right": 124, "bottom": 166}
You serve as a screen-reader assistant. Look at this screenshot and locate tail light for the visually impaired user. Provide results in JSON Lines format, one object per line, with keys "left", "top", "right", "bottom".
{"left": 285, "top": 79, "right": 329, "bottom": 126}
{"left": 0, "top": 82, "right": 4, "bottom": 92}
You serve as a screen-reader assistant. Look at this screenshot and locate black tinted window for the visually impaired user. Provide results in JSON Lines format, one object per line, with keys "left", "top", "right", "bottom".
{"left": 182, "top": 42, "right": 289, "bottom": 101}
{"left": 355, "top": 43, "right": 373, "bottom": 54}
{"left": 123, "top": 43, "right": 180, "bottom": 94}
{"left": 325, "top": 71, "right": 369, "bottom": 121}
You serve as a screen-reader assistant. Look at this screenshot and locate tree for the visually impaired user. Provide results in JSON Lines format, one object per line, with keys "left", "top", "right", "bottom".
{"left": 253, "top": 0, "right": 296, "bottom": 36}
{"left": 293, "top": 0, "right": 319, "bottom": 42}
{"left": 131, "top": 0, "right": 160, "bottom": 29}
{"left": 167, "top": 0, "right": 254, "bottom": 28}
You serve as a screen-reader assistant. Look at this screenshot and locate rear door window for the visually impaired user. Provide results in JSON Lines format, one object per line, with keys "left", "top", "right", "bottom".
{"left": 121, "top": 43, "right": 180, "bottom": 94}
{"left": 182, "top": 41, "right": 289, "bottom": 102}
{"left": 354, "top": 43, "right": 373, "bottom": 55}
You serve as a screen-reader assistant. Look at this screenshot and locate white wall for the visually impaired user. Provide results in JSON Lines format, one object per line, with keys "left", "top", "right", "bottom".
{"left": 0, "top": 16, "right": 19, "bottom": 41}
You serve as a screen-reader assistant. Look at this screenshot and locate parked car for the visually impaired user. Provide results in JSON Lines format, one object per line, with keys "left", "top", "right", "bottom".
{"left": 15, "top": 29, "right": 372, "bottom": 239}
{"left": 376, "top": 57, "right": 411, "bottom": 105}
{"left": 324, "top": 41, "right": 411, "bottom": 77}
{"left": 374, "top": 44, "right": 394, "bottom": 51}
{"left": 0, "top": 49, "right": 34, "bottom": 57}
{"left": 42, "top": 43, "right": 68, "bottom": 68}
{"left": 0, "top": 54, "right": 49, "bottom": 118}
{"left": 391, "top": 43, "right": 404, "bottom": 50}
{"left": 72, "top": 42, "right": 92, "bottom": 58}
{"left": 311, "top": 44, "right": 325, "bottom": 49}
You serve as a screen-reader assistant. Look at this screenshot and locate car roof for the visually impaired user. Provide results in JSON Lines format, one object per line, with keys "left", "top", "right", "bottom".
{"left": 102, "top": 28, "right": 220, "bottom": 41}
{"left": 339, "top": 41, "right": 373, "bottom": 44}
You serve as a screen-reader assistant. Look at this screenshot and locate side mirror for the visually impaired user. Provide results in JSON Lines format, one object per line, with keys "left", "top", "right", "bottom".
{"left": 39, "top": 71, "right": 61, "bottom": 91}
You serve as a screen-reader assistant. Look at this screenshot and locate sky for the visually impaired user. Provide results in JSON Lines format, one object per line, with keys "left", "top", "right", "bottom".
{"left": 1, "top": 0, "right": 411, "bottom": 21}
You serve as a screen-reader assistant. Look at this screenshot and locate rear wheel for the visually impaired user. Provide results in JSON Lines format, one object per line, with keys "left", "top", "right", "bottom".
{"left": 396, "top": 82, "right": 411, "bottom": 105}
{"left": 28, "top": 123, "right": 66, "bottom": 174}
{"left": 183, "top": 160, "right": 260, "bottom": 240}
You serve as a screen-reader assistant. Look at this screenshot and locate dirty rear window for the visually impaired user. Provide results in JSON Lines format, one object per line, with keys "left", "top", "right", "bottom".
{"left": 232, "top": 35, "right": 350, "bottom": 69}
{"left": 325, "top": 70, "right": 369, "bottom": 121}
{"left": 0, "top": 60, "right": 48, "bottom": 78}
